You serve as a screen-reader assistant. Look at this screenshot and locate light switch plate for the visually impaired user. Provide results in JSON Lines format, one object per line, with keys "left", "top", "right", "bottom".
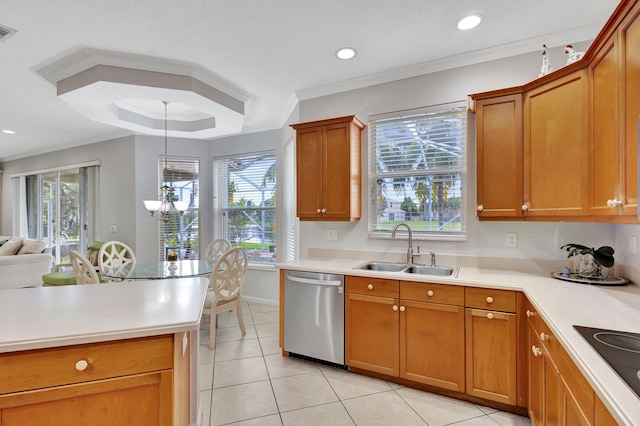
{"left": 327, "top": 229, "right": 338, "bottom": 240}
{"left": 506, "top": 232, "right": 518, "bottom": 248}
{"left": 110, "top": 224, "right": 118, "bottom": 233}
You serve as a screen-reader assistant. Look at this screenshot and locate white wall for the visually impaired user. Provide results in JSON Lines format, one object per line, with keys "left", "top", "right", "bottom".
{"left": 295, "top": 41, "right": 621, "bottom": 269}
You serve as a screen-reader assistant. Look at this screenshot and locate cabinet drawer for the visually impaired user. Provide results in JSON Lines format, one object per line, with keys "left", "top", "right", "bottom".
{"left": 466, "top": 287, "right": 516, "bottom": 312}
{"left": 0, "top": 335, "right": 174, "bottom": 395}
{"left": 346, "top": 276, "right": 399, "bottom": 298}
{"left": 401, "top": 281, "right": 464, "bottom": 306}
{"left": 525, "top": 298, "right": 560, "bottom": 355}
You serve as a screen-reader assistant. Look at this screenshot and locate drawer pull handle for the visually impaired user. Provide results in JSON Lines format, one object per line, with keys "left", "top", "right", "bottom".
{"left": 540, "top": 332, "right": 550, "bottom": 341}
{"left": 487, "top": 312, "right": 494, "bottom": 319}
{"left": 367, "top": 284, "right": 374, "bottom": 290}
{"left": 75, "top": 360, "right": 89, "bottom": 371}
{"left": 532, "top": 345, "right": 542, "bottom": 357}
{"left": 400, "top": 306, "right": 406, "bottom": 312}
{"left": 486, "top": 296, "right": 494, "bottom": 304}
{"left": 427, "top": 290, "right": 434, "bottom": 297}
{"left": 393, "top": 305, "right": 398, "bottom": 311}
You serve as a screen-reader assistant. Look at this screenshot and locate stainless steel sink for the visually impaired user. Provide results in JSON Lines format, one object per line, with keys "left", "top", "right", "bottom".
{"left": 353, "top": 261, "right": 407, "bottom": 272}
{"left": 403, "top": 265, "right": 459, "bottom": 277}
{"left": 353, "top": 261, "right": 459, "bottom": 277}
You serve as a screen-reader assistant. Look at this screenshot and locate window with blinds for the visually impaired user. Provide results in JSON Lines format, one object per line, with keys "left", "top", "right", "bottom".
{"left": 213, "top": 151, "right": 277, "bottom": 265}
{"left": 282, "top": 138, "right": 296, "bottom": 262}
{"left": 159, "top": 157, "right": 199, "bottom": 260}
{"left": 368, "top": 101, "right": 467, "bottom": 240}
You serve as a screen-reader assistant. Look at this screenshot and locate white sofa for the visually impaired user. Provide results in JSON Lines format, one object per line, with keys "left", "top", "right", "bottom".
{"left": 0, "top": 236, "right": 52, "bottom": 289}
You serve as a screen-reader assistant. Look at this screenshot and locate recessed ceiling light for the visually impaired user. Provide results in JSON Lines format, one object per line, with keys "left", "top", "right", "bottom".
{"left": 456, "top": 14, "right": 483, "bottom": 31}
{"left": 2, "top": 129, "right": 15, "bottom": 134}
{"left": 336, "top": 48, "right": 356, "bottom": 60}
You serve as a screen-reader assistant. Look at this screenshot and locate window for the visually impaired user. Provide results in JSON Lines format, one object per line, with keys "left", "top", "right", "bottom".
{"left": 369, "top": 101, "right": 467, "bottom": 240}
{"left": 158, "top": 157, "right": 199, "bottom": 260}
{"left": 213, "top": 151, "right": 277, "bottom": 265}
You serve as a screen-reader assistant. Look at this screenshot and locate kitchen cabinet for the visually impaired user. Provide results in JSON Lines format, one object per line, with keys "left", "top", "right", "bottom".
{"left": 591, "top": 2, "right": 640, "bottom": 218}
{"left": 523, "top": 69, "right": 590, "bottom": 218}
{"left": 465, "top": 287, "right": 518, "bottom": 405}
{"left": 0, "top": 334, "right": 190, "bottom": 426}
{"left": 291, "top": 116, "right": 365, "bottom": 221}
{"left": 345, "top": 277, "right": 465, "bottom": 392}
{"left": 595, "top": 395, "right": 619, "bottom": 426}
{"left": 475, "top": 93, "right": 524, "bottom": 218}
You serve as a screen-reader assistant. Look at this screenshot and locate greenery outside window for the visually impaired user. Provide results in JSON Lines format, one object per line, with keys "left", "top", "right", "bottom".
{"left": 213, "top": 151, "right": 277, "bottom": 265}
{"left": 368, "top": 101, "right": 467, "bottom": 240}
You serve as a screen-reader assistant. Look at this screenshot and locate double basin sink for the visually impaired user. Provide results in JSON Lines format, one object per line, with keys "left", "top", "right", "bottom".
{"left": 353, "top": 261, "right": 459, "bottom": 277}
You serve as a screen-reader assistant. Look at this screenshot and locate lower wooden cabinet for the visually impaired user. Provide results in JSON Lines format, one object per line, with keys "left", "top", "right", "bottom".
{"left": 528, "top": 317, "right": 562, "bottom": 426}
{"left": 0, "top": 334, "right": 190, "bottom": 426}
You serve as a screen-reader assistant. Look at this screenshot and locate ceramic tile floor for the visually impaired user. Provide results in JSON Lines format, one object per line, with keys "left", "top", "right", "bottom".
{"left": 198, "top": 301, "right": 533, "bottom": 426}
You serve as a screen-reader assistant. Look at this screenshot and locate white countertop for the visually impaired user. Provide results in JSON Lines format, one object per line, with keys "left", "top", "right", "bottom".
{"left": 0, "top": 277, "right": 209, "bottom": 354}
{"left": 278, "top": 258, "right": 640, "bottom": 426}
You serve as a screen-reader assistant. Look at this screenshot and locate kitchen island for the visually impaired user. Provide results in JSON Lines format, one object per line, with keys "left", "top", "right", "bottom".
{"left": 0, "top": 277, "right": 208, "bottom": 426}
{"left": 278, "top": 253, "right": 640, "bottom": 425}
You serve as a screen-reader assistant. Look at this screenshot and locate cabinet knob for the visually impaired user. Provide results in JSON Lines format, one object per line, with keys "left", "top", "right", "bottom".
{"left": 393, "top": 305, "right": 398, "bottom": 311}
{"left": 427, "top": 290, "right": 434, "bottom": 297}
{"left": 321, "top": 208, "right": 326, "bottom": 213}
{"left": 540, "top": 332, "right": 550, "bottom": 341}
{"left": 477, "top": 205, "right": 484, "bottom": 212}
{"left": 367, "top": 284, "right": 374, "bottom": 290}
{"left": 526, "top": 309, "right": 535, "bottom": 317}
{"left": 607, "top": 198, "right": 622, "bottom": 208}
{"left": 521, "top": 204, "right": 529, "bottom": 211}
{"left": 316, "top": 208, "right": 321, "bottom": 213}
{"left": 75, "top": 359, "right": 89, "bottom": 371}
{"left": 487, "top": 312, "right": 494, "bottom": 319}
{"left": 400, "top": 306, "right": 406, "bottom": 312}
{"left": 531, "top": 345, "right": 542, "bottom": 357}
{"left": 486, "top": 296, "right": 494, "bottom": 304}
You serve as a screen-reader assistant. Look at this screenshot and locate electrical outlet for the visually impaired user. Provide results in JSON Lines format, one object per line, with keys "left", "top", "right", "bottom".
{"left": 506, "top": 232, "right": 518, "bottom": 248}
{"left": 630, "top": 236, "right": 636, "bottom": 255}
{"left": 327, "top": 229, "right": 338, "bottom": 241}
{"left": 110, "top": 224, "right": 118, "bottom": 233}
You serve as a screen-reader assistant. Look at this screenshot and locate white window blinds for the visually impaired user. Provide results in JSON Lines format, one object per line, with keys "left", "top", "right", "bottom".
{"left": 368, "top": 101, "right": 467, "bottom": 240}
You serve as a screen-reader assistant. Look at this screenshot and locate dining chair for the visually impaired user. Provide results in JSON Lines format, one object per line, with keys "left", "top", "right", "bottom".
{"left": 203, "top": 238, "right": 232, "bottom": 262}
{"left": 99, "top": 240, "right": 136, "bottom": 281}
{"left": 202, "top": 247, "right": 248, "bottom": 349}
{"left": 70, "top": 250, "right": 101, "bottom": 284}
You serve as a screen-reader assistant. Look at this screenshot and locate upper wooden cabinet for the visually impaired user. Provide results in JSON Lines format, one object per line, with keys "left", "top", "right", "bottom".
{"left": 471, "top": 0, "right": 640, "bottom": 223}
{"left": 291, "top": 116, "right": 365, "bottom": 221}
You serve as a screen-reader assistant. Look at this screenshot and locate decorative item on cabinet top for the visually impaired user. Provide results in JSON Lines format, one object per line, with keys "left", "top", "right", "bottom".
{"left": 552, "top": 243, "right": 628, "bottom": 285}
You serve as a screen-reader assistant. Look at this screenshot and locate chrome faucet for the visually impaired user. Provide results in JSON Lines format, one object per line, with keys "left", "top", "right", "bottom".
{"left": 391, "top": 222, "right": 419, "bottom": 264}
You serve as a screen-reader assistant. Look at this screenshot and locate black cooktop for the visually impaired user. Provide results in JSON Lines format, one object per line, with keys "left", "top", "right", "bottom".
{"left": 574, "top": 325, "right": 640, "bottom": 398}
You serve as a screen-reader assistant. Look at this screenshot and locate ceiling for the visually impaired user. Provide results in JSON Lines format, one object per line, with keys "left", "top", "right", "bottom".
{"left": 0, "top": 0, "right": 620, "bottom": 162}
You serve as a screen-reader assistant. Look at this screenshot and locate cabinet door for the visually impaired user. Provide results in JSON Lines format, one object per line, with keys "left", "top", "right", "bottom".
{"left": 475, "top": 94, "right": 524, "bottom": 218}
{"left": 544, "top": 348, "right": 562, "bottom": 426}
{"left": 594, "top": 395, "right": 618, "bottom": 426}
{"left": 590, "top": 37, "right": 620, "bottom": 216}
{"left": 400, "top": 300, "right": 465, "bottom": 392}
{"left": 528, "top": 325, "right": 544, "bottom": 425}
{"left": 296, "top": 126, "right": 324, "bottom": 219}
{"left": 524, "top": 70, "right": 589, "bottom": 217}
{"left": 346, "top": 293, "right": 399, "bottom": 376}
{"left": 0, "top": 371, "right": 173, "bottom": 426}
{"left": 323, "top": 122, "right": 356, "bottom": 220}
{"left": 465, "top": 308, "right": 517, "bottom": 405}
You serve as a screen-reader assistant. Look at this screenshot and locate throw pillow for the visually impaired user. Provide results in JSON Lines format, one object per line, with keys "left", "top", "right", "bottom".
{"left": 0, "top": 238, "right": 23, "bottom": 256}
{"left": 17, "top": 239, "right": 48, "bottom": 255}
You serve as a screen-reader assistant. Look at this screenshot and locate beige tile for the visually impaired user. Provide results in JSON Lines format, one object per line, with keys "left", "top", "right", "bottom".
{"left": 199, "top": 344, "right": 215, "bottom": 364}
{"left": 249, "top": 302, "right": 279, "bottom": 313}
{"left": 215, "top": 338, "right": 263, "bottom": 362}
{"left": 264, "top": 353, "right": 320, "bottom": 379}
{"left": 210, "top": 380, "right": 278, "bottom": 425}
{"left": 281, "top": 402, "right": 354, "bottom": 426}
{"left": 254, "top": 321, "right": 279, "bottom": 338}
{"left": 251, "top": 311, "right": 280, "bottom": 324}
{"left": 322, "top": 368, "right": 392, "bottom": 400}
{"left": 227, "top": 414, "right": 283, "bottom": 425}
{"left": 449, "top": 415, "right": 500, "bottom": 426}
{"left": 199, "top": 389, "right": 212, "bottom": 426}
{"left": 271, "top": 372, "right": 338, "bottom": 412}
{"left": 215, "top": 324, "right": 258, "bottom": 344}
{"left": 396, "top": 387, "right": 486, "bottom": 426}
{"left": 213, "top": 356, "right": 269, "bottom": 388}
{"left": 216, "top": 310, "right": 254, "bottom": 328}
{"left": 489, "top": 411, "right": 532, "bottom": 426}
{"left": 342, "top": 390, "right": 426, "bottom": 426}
{"left": 199, "top": 362, "right": 214, "bottom": 391}
{"left": 259, "top": 336, "right": 282, "bottom": 356}
{"left": 476, "top": 404, "right": 500, "bottom": 414}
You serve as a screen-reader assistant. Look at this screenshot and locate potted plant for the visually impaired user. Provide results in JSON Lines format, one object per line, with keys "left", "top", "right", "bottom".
{"left": 560, "top": 243, "right": 615, "bottom": 279}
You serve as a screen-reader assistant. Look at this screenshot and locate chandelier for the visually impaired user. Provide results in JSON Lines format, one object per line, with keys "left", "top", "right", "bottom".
{"left": 143, "top": 101, "right": 190, "bottom": 223}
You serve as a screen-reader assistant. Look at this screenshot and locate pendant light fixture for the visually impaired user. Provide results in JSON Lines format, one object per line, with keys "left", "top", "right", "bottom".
{"left": 143, "top": 101, "right": 190, "bottom": 222}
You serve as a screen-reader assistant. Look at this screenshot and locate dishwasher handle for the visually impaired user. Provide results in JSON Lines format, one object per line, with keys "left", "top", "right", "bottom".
{"left": 287, "top": 275, "right": 342, "bottom": 287}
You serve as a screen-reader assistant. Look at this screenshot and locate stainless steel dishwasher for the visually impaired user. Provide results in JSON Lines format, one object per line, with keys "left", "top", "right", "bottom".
{"left": 284, "top": 270, "right": 345, "bottom": 365}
